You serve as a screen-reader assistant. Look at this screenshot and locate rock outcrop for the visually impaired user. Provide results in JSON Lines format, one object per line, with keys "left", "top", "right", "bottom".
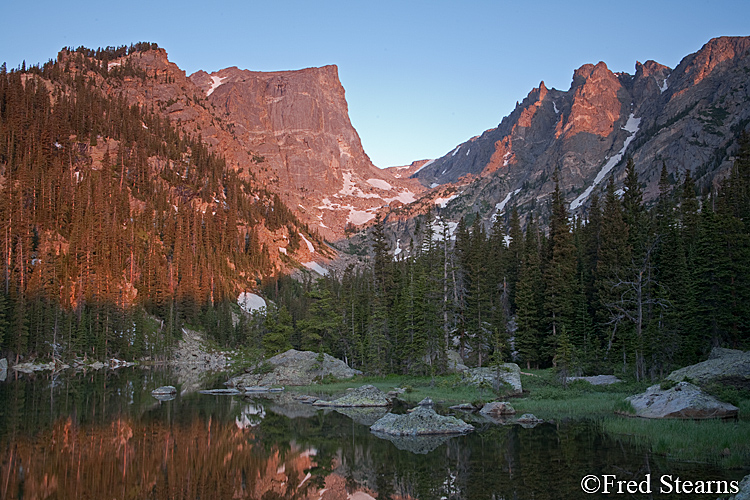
{"left": 625, "top": 381, "right": 739, "bottom": 419}
{"left": 313, "top": 384, "right": 392, "bottom": 407}
{"left": 464, "top": 364, "right": 523, "bottom": 395}
{"left": 370, "top": 406, "right": 474, "bottom": 436}
{"left": 479, "top": 401, "right": 516, "bottom": 417}
{"left": 227, "top": 349, "right": 361, "bottom": 388}
{"left": 666, "top": 347, "right": 750, "bottom": 389}
{"left": 400, "top": 36, "right": 750, "bottom": 245}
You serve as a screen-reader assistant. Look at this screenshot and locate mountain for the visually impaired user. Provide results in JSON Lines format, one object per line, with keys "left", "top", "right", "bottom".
{"left": 403, "top": 36, "right": 750, "bottom": 231}
{"left": 98, "top": 48, "right": 424, "bottom": 242}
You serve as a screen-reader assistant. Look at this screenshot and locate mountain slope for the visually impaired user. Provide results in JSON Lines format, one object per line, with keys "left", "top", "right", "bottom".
{"left": 98, "top": 49, "right": 424, "bottom": 241}
{"left": 407, "top": 36, "right": 750, "bottom": 229}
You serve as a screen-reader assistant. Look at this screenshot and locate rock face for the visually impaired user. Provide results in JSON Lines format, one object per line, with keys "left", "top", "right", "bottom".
{"left": 666, "top": 347, "right": 750, "bottom": 389}
{"left": 464, "top": 364, "right": 523, "bottom": 395}
{"left": 401, "top": 36, "right": 750, "bottom": 241}
{"left": 370, "top": 406, "right": 474, "bottom": 436}
{"left": 625, "top": 382, "right": 739, "bottom": 419}
{"left": 313, "top": 384, "right": 392, "bottom": 407}
{"left": 227, "top": 349, "right": 361, "bottom": 387}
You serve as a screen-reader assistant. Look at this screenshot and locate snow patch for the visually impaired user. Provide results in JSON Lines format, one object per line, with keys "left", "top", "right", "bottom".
{"left": 108, "top": 61, "right": 121, "bottom": 70}
{"left": 570, "top": 113, "right": 641, "bottom": 210}
{"left": 278, "top": 247, "right": 287, "bottom": 255}
{"left": 385, "top": 190, "right": 416, "bottom": 204}
{"left": 430, "top": 218, "right": 459, "bottom": 242}
{"left": 451, "top": 146, "right": 461, "bottom": 156}
{"left": 415, "top": 158, "right": 436, "bottom": 174}
{"left": 348, "top": 209, "right": 377, "bottom": 225}
{"left": 466, "top": 148, "right": 470, "bottom": 156}
{"left": 430, "top": 182, "right": 440, "bottom": 188}
{"left": 659, "top": 73, "right": 670, "bottom": 93}
{"left": 303, "top": 262, "right": 328, "bottom": 276}
{"left": 300, "top": 233, "right": 315, "bottom": 254}
{"left": 367, "top": 178, "right": 393, "bottom": 190}
{"left": 393, "top": 239, "right": 402, "bottom": 258}
{"left": 206, "top": 75, "right": 227, "bottom": 97}
{"left": 238, "top": 292, "right": 266, "bottom": 313}
{"left": 553, "top": 101, "right": 560, "bottom": 114}
{"left": 434, "top": 194, "right": 458, "bottom": 208}
{"left": 495, "top": 188, "right": 521, "bottom": 214}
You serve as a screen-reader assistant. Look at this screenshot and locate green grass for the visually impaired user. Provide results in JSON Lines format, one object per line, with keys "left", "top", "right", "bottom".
{"left": 600, "top": 409, "right": 750, "bottom": 468}
{"left": 515, "top": 369, "right": 750, "bottom": 468}
{"left": 288, "top": 367, "right": 750, "bottom": 468}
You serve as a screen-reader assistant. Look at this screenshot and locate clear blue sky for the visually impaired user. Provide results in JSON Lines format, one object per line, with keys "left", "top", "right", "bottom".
{"left": 2, "top": 0, "right": 748, "bottom": 168}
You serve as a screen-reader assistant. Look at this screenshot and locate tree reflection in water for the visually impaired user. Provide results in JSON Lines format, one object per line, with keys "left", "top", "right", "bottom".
{"left": 0, "top": 370, "right": 742, "bottom": 500}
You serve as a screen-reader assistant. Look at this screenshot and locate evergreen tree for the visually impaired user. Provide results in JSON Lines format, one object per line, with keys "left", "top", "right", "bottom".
{"left": 544, "top": 172, "right": 577, "bottom": 364}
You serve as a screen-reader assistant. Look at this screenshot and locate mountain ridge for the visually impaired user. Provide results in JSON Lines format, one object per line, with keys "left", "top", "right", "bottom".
{"left": 399, "top": 36, "right": 750, "bottom": 241}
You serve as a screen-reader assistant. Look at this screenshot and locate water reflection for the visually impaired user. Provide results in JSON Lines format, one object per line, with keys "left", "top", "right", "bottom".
{"left": 0, "top": 370, "right": 743, "bottom": 499}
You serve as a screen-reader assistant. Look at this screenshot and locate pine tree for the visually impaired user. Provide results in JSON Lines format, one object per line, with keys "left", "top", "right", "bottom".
{"left": 514, "top": 216, "right": 544, "bottom": 368}
{"left": 544, "top": 172, "right": 577, "bottom": 364}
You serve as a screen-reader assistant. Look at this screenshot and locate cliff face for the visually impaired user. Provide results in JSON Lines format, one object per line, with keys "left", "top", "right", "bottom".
{"left": 97, "top": 48, "right": 423, "bottom": 241}
{"left": 189, "top": 65, "right": 424, "bottom": 238}
{"left": 409, "top": 36, "right": 750, "bottom": 227}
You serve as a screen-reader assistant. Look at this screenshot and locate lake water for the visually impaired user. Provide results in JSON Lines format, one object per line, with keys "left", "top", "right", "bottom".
{"left": 0, "top": 368, "right": 744, "bottom": 499}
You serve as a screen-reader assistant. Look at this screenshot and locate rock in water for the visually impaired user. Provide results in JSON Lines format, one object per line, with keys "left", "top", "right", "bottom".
{"left": 313, "top": 385, "right": 391, "bottom": 407}
{"left": 152, "top": 386, "right": 177, "bottom": 401}
{"left": 666, "top": 347, "right": 750, "bottom": 389}
{"left": 625, "top": 382, "right": 739, "bottom": 419}
{"left": 152, "top": 386, "right": 177, "bottom": 396}
{"left": 370, "top": 406, "right": 474, "bottom": 436}
{"left": 479, "top": 401, "right": 516, "bottom": 417}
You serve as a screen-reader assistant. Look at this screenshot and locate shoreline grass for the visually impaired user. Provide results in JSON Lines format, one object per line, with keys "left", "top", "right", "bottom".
{"left": 291, "top": 368, "right": 750, "bottom": 469}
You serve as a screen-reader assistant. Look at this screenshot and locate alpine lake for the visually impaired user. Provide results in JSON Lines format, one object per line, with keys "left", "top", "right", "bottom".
{"left": 0, "top": 367, "right": 746, "bottom": 500}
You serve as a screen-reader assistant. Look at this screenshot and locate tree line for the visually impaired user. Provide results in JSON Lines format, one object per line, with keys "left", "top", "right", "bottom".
{"left": 258, "top": 141, "right": 750, "bottom": 380}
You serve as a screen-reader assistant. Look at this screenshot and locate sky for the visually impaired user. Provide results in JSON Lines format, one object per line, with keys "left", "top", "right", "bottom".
{"left": 1, "top": 0, "right": 749, "bottom": 168}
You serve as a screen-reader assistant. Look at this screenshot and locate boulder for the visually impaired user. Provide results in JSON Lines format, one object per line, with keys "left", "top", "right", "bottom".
{"left": 516, "top": 413, "right": 544, "bottom": 428}
{"left": 666, "top": 347, "right": 750, "bottom": 389}
{"left": 728, "top": 474, "right": 750, "bottom": 500}
{"left": 625, "top": 382, "right": 739, "bottom": 419}
{"left": 464, "top": 364, "right": 523, "bottom": 395}
{"left": 418, "top": 397, "right": 434, "bottom": 407}
{"left": 371, "top": 406, "right": 474, "bottom": 436}
{"left": 566, "top": 375, "right": 622, "bottom": 385}
{"left": 227, "top": 349, "right": 361, "bottom": 387}
{"left": 446, "top": 350, "right": 469, "bottom": 373}
{"left": 0, "top": 358, "right": 7, "bottom": 371}
{"left": 480, "top": 401, "right": 516, "bottom": 417}
{"left": 313, "top": 384, "right": 391, "bottom": 407}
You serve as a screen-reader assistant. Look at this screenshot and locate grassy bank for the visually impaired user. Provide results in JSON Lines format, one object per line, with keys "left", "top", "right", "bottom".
{"left": 291, "top": 368, "right": 750, "bottom": 468}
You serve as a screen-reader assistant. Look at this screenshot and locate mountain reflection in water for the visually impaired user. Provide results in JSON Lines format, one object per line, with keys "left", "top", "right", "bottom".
{"left": 0, "top": 368, "right": 741, "bottom": 499}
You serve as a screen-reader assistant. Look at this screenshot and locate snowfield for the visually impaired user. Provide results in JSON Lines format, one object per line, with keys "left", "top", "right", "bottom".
{"left": 570, "top": 113, "right": 641, "bottom": 211}
{"left": 238, "top": 292, "right": 266, "bottom": 313}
